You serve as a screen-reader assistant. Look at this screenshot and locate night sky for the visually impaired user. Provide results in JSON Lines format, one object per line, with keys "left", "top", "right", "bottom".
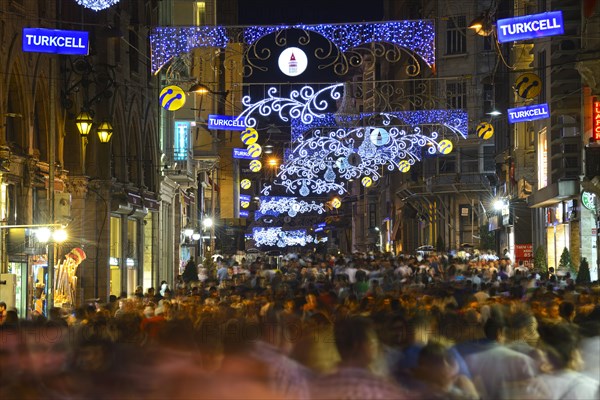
{"left": 237, "top": 0, "right": 385, "bottom": 25}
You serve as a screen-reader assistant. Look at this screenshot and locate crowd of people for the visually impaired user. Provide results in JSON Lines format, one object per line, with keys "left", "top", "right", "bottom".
{"left": 0, "top": 251, "right": 599, "bottom": 399}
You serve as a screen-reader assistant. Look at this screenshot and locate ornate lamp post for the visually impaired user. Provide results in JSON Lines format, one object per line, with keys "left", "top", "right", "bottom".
{"left": 75, "top": 111, "right": 93, "bottom": 174}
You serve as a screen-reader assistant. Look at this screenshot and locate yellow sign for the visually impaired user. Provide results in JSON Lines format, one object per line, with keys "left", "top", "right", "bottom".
{"left": 361, "top": 176, "right": 373, "bottom": 187}
{"left": 241, "top": 201, "right": 250, "bottom": 209}
{"left": 240, "top": 179, "right": 251, "bottom": 190}
{"left": 514, "top": 73, "right": 542, "bottom": 99}
{"left": 331, "top": 197, "right": 341, "bottom": 209}
{"left": 398, "top": 160, "right": 411, "bottom": 173}
{"left": 249, "top": 159, "right": 262, "bottom": 172}
{"left": 438, "top": 139, "right": 453, "bottom": 154}
{"left": 476, "top": 121, "right": 494, "bottom": 140}
{"left": 247, "top": 143, "right": 262, "bottom": 158}
{"left": 241, "top": 128, "right": 259, "bottom": 145}
{"left": 159, "top": 85, "right": 186, "bottom": 111}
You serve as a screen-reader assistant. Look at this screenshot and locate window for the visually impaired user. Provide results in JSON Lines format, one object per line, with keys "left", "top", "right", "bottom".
{"left": 439, "top": 154, "right": 456, "bottom": 173}
{"left": 194, "top": 2, "right": 207, "bottom": 25}
{"left": 446, "top": 16, "right": 467, "bottom": 55}
{"left": 447, "top": 81, "right": 467, "bottom": 109}
{"left": 369, "top": 203, "right": 377, "bottom": 228}
{"left": 482, "top": 145, "right": 495, "bottom": 172}
{"left": 129, "top": 30, "right": 139, "bottom": 73}
{"left": 537, "top": 51, "right": 546, "bottom": 103}
{"left": 461, "top": 147, "right": 479, "bottom": 173}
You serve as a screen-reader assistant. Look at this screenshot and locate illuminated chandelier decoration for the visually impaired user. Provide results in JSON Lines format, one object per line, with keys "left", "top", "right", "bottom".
{"left": 238, "top": 83, "right": 467, "bottom": 196}
{"left": 252, "top": 227, "right": 328, "bottom": 247}
{"left": 150, "top": 20, "right": 435, "bottom": 75}
{"left": 259, "top": 196, "right": 326, "bottom": 217}
{"left": 74, "top": 0, "right": 120, "bottom": 11}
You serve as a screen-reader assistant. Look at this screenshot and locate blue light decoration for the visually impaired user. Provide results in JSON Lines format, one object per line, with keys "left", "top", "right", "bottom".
{"left": 74, "top": 0, "right": 120, "bottom": 11}
{"left": 259, "top": 196, "right": 326, "bottom": 217}
{"left": 252, "top": 227, "right": 327, "bottom": 247}
{"left": 496, "top": 11, "right": 564, "bottom": 43}
{"left": 149, "top": 20, "right": 435, "bottom": 74}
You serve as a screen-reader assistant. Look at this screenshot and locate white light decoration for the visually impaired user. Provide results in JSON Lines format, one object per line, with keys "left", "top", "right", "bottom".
{"left": 234, "top": 83, "right": 467, "bottom": 196}
{"left": 252, "top": 227, "right": 328, "bottom": 248}
{"left": 259, "top": 196, "right": 326, "bottom": 216}
{"left": 75, "top": 0, "right": 120, "bottom": 11}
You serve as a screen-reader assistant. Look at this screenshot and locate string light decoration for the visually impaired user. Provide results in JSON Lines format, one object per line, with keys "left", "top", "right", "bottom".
{"left": 234, "top": 83, "right": 467, "bottom": 196}
{"left": 259, "top": 196, "right": 326, "bottom": 217}
{"left": 252, "top": 227, "right": 327, "bottom": 247}
{"left": 74, "top": 0, "right": 120, "bottom": 11}
{"left": 150, "top": 20, "right": 435, "bottom": 75}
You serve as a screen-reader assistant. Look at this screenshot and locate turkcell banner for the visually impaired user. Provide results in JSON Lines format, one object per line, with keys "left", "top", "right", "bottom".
{"left": 22, "top": 28, "right": 89, "bottom": 55}
{"left": 239, "top": 210, "right": 249, "bottom": 218}
{"left": 240, "top": 194, "right": 252, "bottom": 202}
{"left": 232, "top": 148, "right": 259, "bottom": 160}
{"left": 496, "top": 11, "right": 564, "bottom": 43}
{"left": 208, "top": 114, "right": 246, "bottom": 131}
{"left": 507, "top": 103, "right": 550, "bottom": 123}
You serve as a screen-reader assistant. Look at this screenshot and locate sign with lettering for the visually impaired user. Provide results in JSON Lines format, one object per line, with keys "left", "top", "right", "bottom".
{"left": 232, "top": 148, "right": 259, "bottom": 160}
{"left": 22, "top": 28, "right": 89, "bottom": 55}
{"left": 207, "top": 114, "right": 246, "bottom": 131}
{"left": 507, "top": 103, "right": 550, "bottom": 123}
{"left": 496, "top": 11, "right": 564, "bottom": 43}
{"left": 593, "top": 99, "right": 600, "bottom": 141}
{"left": 514, "top": 244, "right": 533, "bottom": 266}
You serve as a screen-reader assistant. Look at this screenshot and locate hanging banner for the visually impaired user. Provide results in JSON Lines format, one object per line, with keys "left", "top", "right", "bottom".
{"left": 507, "top": 103, "right": 550, "bottom": 123}
{"left": 22, "top": 28, "right": 89, "bottom": 55}
{"left": 496, "top": 11, "right": 564, "bottom": 43}
{"left": 232, "top": 148, "right": 259, "bottom": 160}
{"left": 207, "top": 114, "right": 246, "bottom": 131}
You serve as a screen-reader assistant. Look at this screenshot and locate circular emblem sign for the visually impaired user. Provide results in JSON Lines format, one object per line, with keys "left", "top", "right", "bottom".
{"left": 361, "top": 176, "right": 373, "bottom": 187}
{"left": 249, "top": 159, "right": 262, "bottom": 172}
{"left": 241, "top": 127, "right": 259, "bottom": 145}
{"left": 369, "top": 128, "right": 390, "bottom": 146}
{"left": 331, "top": 197, "right": 341, "bottom": 209}
{"left": 240, "top": 201, "right": 250, "bottom": 209}
{"left": 159, "top": 85, "right": 186, "bottom": 111}
{"left": 476, "top": 121, "right": 494, "bottom": 140}
{"left": 398, "top": 160, "right": 411, "bottom": 173}
{"left": 581, "top": 191, "right": 597, "bottom": 211}
{"left": 240, "top": 179, "right": 251, "bottom": 190}
{"left": 514, "top": 73, "right": 542, "bottom": 99}
{"left": 438, "top": 139, "right": 453, "bottom": 155}
{"left": 247, "top": 143, "right": 262, "bottom": 158}
{"left": 278, "top": 47, "right": 308, "bottom": 77}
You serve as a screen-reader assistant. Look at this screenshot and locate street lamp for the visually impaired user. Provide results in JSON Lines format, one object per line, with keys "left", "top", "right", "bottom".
{"left": 97, "top": 122, "right": 113, "bottom": 143}
{"left": 76, "top": 111, "right": 94, "bottom": 174}
{"left": 188, "top": 83, "right": 228, "bottom": 98}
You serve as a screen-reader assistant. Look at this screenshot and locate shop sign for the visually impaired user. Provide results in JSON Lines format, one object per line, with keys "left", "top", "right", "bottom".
{"left": 22, "top": 28, "right": 89, "bottom": 55}
{"left": 240, "top": 210, "right": 249, "bottom": 218}
{"left": 239, "top": 194, "right": 251, "bottom": 202}
{"left": 278, "top": 47, "right": 308, "bottom": 77}
{"left": 582, "top": 191, "right": 597, "bottom": 211}
{"left": 232, "top": 148, "right": 259, "bottom": 160}
{"left": 496, "top": 11, "right": 564, "bottom": 43}
{"left": 207, "top": 114, "right": 246, "bottom": 131}
{"left": 514, "top": 243, "right": 533, "bottom": 266}
{"left": 508, "top": 103, "right": 550, "bottom": 123}
{"left": 593, "top": 99, "right": 600, "bottom": 141}
{"left": 174, "top": 121, "right": 191, "bottom": 160}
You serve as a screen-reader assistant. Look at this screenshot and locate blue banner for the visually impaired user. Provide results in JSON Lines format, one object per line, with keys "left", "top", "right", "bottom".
{"left": 207, "top": 114, "right": 246, "bottom": 131}
{"left": 232, "top": 148, "right": 259, "bottom": 160}
{"left": 240, "top": 194, "right": 252, "bottom": 202}
{"left": 240, "top": 210, "right": 249, "bottom": 218}
{"left": 507, "top": 103, "right": 550, "bottom": 123}
{"left": 497, "top": 11, "right": 564, "bottom": 43}
{"left": 22, "top": 28, "right": 89, "bottom": 55}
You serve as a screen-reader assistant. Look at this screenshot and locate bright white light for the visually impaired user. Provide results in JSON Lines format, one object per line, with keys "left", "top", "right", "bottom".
{"left": 192, "top": 232, "right": 201, "bottom": 241}
{"left": 36, "top": 228, "right": 52, "bottom": 243}
{"left": 488, "top": 110, "right": 502, "bottom": 116}
{"left": 203, "top": 218, "right": 213, "bottom": 228}
{"left": 184, "top": 228, "right": 194, "bottom": 237}
{"left": 52, "top": 228, "right": 68, "bottom": 243}
{"left": 493, "top": 199, "right": 506, "bottom": 211}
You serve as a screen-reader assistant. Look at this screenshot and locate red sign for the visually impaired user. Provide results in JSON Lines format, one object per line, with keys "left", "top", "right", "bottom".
{"left": 593, "top": 100, "right": 600, "bottom": 141}
{"left": 514, "top": 243, "right": 533, "bottom": 265}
